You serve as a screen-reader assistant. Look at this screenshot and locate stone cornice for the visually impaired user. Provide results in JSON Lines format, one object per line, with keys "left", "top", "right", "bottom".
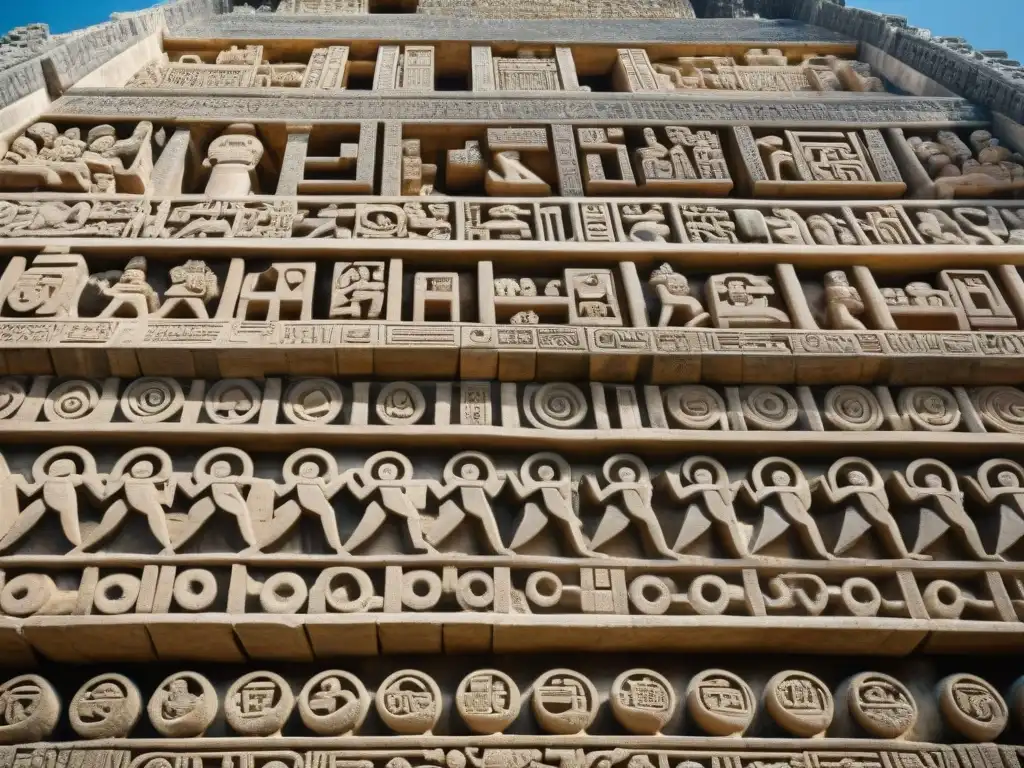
{"left": 46, "top": 90, "right": 987, "bottom": 126}
{"left": 167, "top": 15, "right": 854, "bottom": 44}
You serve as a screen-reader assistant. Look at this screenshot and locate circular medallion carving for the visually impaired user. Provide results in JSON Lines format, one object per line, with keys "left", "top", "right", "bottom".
{"left": 376, "top": 670, "right": 442, "bottom": 735}
{"left": 663, "top": 386, "right": 726, "bottom": 430}
{"left": 685, "top": 670, "right": 755, "bottom": 736}
{"left": 0, "top": 379, "right": 26, "bottom": 420}
{"left": 147, "top": 672, "right": 218, "bottom": 738}
{"left": 299, "top": 671, "right": 370, "bottom": 735}
{"left": 225, "top": 671, "right": 294, "bottom": 736}
{"left": 283, "top": 379, "right": 344, "bottom": 424}
{"left": 898, "top": 387, "right": 960, "bottom": 432}
{"left": 764, "top": 670, "right": 833, "bottom": 737}
{"left": 70, "top": 673, "right": 141, "bottom": 739}
{"left": 848, "top": 672, "right": 917, "bottom": 738}
{"left": 610, "top": 668, "right": 676, "bottom": 734}
{"left": 975, "top": 386, "right": 1024, "bottom": 434}
{"left": 204, "top": 379, "right": 261, "bottom": 424}
{"left": 44, "top": 380, "right": 99, "bottom": 421}
{"left": 120, "top": 377, "right": 185, "bottom": 423}
{"left": 456, "top": 669, "right": 520, "bottom": 734}
{"left": 741, "top": 386, "right": 798, "bottom": 430}
{"left": 376, "top": 382, "right": 425, "bottom": 425}
{"left": 938, "top": 674, "right": 1007, "bottom": 741}
{"left": 824, "top": 386, "right": 883, "bottom": 431}
{"left": 0, "top": 674, "right": 60, "bottom": 743}
{"left": 531, "top": 669, "right": 597, "bottom": 735}
{"left": 525, "top": 383, "right": 588, "bottom": 429}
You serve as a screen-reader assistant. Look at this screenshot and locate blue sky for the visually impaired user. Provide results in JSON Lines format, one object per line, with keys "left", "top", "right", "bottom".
{"left": 0, "top": 0, "right": 1020, "bottom": 62}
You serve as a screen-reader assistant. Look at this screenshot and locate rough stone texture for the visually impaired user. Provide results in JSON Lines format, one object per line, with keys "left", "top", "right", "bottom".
{"left": 2, "top": 1, "right": 1024, "bottom": 764}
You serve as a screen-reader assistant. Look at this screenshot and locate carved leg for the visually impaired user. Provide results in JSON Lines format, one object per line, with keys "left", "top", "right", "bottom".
{"left": 472, "top": 507, "right": 510, "bottom": 555}
{"left": 343, "top": 500, "right": 387, "bottom": 552}
{"left": 256, "top": 500, "right": 303, "bottom": 551}
{"left": 76, "top": 500, "right": 129, "bottom": 552}
{"left": 426, "top": 500, "right": 466, "bottom": 546}
{"left": 951, "top": 512, "right": 1002, "bottom": 561}
{"left": 0, "top": 501, "right": 48, "bottom": 552}
{"left": 55, "top": 499, "right": 82, "bottom": 547}
{"left": 172, "top": 498, "right": 219, "bottom": 551}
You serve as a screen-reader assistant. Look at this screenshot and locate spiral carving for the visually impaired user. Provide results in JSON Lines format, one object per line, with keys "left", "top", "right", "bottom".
{"left": 43, "top": 380, "right": 100, "bottom": 422}
{"left": 283, "top": 379, "right": 344, "bottom": 425}
{"left": 525, "top": 383, "right": 588, "bottom": 429}
{"left": 975, "top": 386, "right": 1024, "bottom": 434}
{"left": 663, "top": 386, "right": 726, "bottom": 430}
{"left": 0, "top": 378, "right": 26, "bottom": 420}
{"left": 823, "top": 386, "right": 883, "bottom": 431}
{"left": 898, "top": 387, "right": 960, "bottom": 432}
{"left": 120, "top": 378, "right": 184, "bottom": 424}
{"left": 741, "top": 386, "right": 798, "bottom": 431}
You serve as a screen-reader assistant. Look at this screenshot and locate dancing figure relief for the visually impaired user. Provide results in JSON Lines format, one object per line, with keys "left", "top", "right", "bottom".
{"left": 889, "top": 459, "right": 999, "bottom": 560}
{"left": 506, "top": 453, "right": 595, "bottom": 557}
{"left": 964, "top": 459, "right": 1024, "bottom": 556}
{"left": 581, "top": 454, "right": 680, "bottom": 559}
{"left": 658, "top": 456, "right": 748, "bottom": 558}
{"left": 427, "top": 452, "right": 509, "bottom": 555}
{"left": 735, "top": 457, "right": 835, "bottom": 559}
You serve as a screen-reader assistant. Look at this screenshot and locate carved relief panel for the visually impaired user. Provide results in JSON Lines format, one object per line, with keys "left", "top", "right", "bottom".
{"left": 890, "top": 128, "right": 1024, "bottom": 199}
{"left": 0, "top": 121, "right": 157, "bottom": 194}
{"left": 615, "top": 48, "right": 884, "bottom": 94}
{"left": 734, "top": 127, "right": 906, "bottom": 198}
{"left": 471, "top": 46, "right": 581, "bottom": 92}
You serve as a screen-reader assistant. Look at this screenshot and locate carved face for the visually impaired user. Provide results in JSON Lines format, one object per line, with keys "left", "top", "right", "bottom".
{"left": 130, "top": 460, "right": 155, "bottom": 479}
{"left": 771, "top": 469, "right": 792, "bottom": 486}
{"left": 210, "top": 460, "right": 233, "bottom": 479}
{"left": 694, "top": 468, "right": 713, "bottom": 484}
{"left": 120, "top": 269, "right": 145, "bottom": 285}
{"left": 847, "top": 470, "right": 869, "bottom": 486}
{"left": 998, "top": 470, "right": 1020, "bottom": 488}
{"left": 49, "top": 458, "right": 76, "bottom": 478}
{"left": 616, "top": 466, "right": 637, "bottom": 482}
{"left": 299, "top": 461, "right": 321, "bottom": 479}
{"left": 923, "top": 473, "right": 944, "bottom": 489}
{"left": 459, "top": 463, "right": 481, "bottom": 481}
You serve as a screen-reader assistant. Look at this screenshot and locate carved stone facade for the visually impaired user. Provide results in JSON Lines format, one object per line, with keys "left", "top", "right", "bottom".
{"left": 1, "top": 0, "right": 1024, "bottom": 766}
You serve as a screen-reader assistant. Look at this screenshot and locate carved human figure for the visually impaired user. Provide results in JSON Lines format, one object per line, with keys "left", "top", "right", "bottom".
{"left": 648, "top": 263, "right": 709, "bottom": 327}
{"left": 343, "top": 452, "right": 437, "bottom": 554}
{"left": 635, "top": 127, "right": 674, "bottom": 181}
{"left": 77, "top": 448, "right": 177, "bottom": 553}
{"left": 506, "top": 453, "right": 595, "bottom": 557}
{"left": 265, "top": 449, "right": 349, "bottom": 553}
{"left": 889, "top": 458, "right": 998, "bottom": 560}
{"left": 174, "top": 448, "right": 268, "bottom": 552}
{"left": 85, "top": 257, "right": 160, "bottom": 318}
{"left": 155, "top": 260, "right": 220, "bottom": 319}
{"left": 824, "top": 270, "right": 867, "bottom": 330}
{"left": 0, "top": 447, "right": 102, "bottom": 552}
{"left": 658, "top": 456, "right": 747, "bottom": 557}
{"left": 756, "top": 135, "right": 797, "bottom": 180}
{"left": 964, "top": 459, "right": 1024, "bottom": 557}
{"left": 736, "top": 457, "right": 834, "bottom": 559}
{"left": 581, "top": 454, "right": 679, "bottom": 559}
{"left": 428, "top": 452, "right": 509, "bottom": 554}
{"left": 811, "top": 457, "right": 920, "bottom": 559}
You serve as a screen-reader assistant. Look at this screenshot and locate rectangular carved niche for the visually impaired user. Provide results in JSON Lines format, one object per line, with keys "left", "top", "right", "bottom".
{"left": 733, "top": 126, "right": 905, "bottom": 198}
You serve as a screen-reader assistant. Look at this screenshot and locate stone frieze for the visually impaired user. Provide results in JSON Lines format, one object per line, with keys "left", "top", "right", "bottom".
{"left": 0, "top": 377, "right": 1021, "bottom": 450}
{"left": 45, "top": 92, "right": 986, "bottom": 127}
{"left": 0, "top": 663, "right": 1015, "bottom": 740}
{"left": 5, "top": 197, "right": 1024, "bottom": 250}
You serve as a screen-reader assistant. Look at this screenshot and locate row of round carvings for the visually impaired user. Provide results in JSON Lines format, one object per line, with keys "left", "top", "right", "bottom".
{"left": 0, "top": 446, "right": 1022, "bottom": 560}
{"left": 1, "top": 377, "right": 1022, "bottom": 434}
{"left": 0, "top": 668, "right": 1015, "bottom": 743}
